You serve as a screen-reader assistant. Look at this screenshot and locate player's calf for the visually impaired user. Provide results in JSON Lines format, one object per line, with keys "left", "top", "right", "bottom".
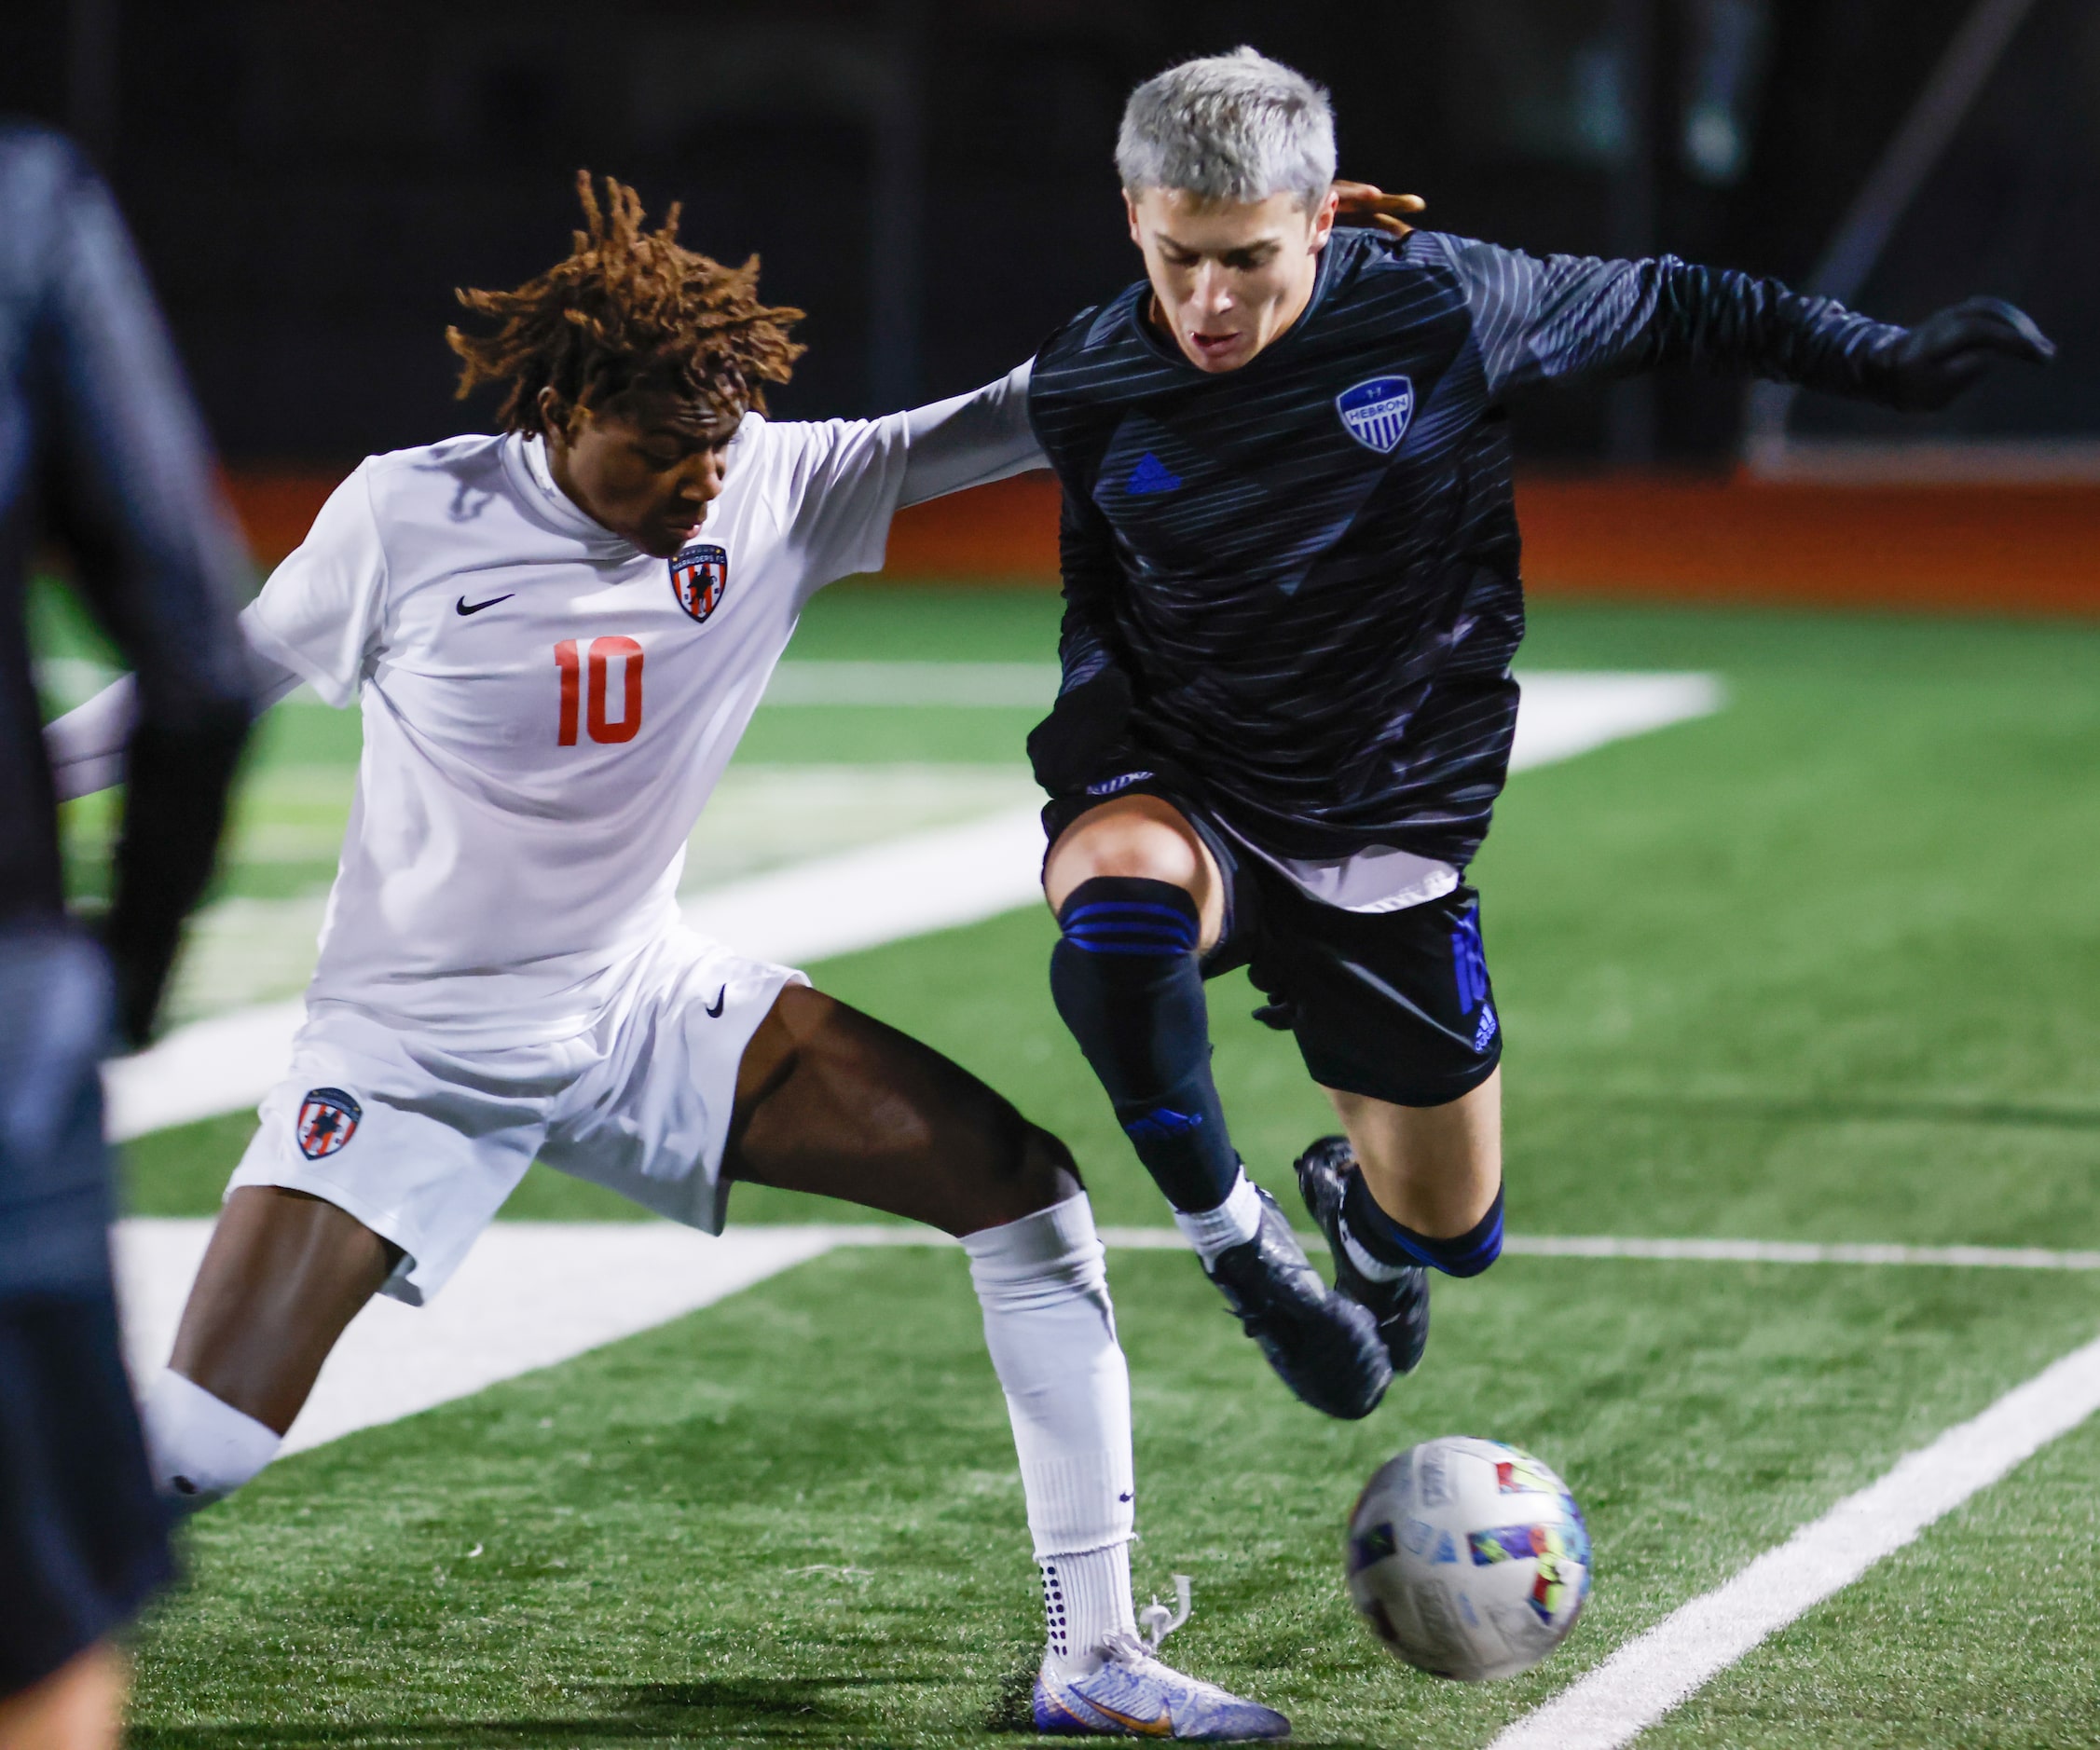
{"left": 143, "top": 1184, "right": 399, "bottom": 1508}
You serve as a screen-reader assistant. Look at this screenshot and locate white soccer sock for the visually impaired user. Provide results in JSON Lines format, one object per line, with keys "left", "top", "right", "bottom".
{"left": 963, "top": 1192, "right": 1138, "bottom": 1675}
{"left": 1041, "top": 1541, "right": 1135, "bottom": 1676}
{"left": 142, "top": 1369, "right": 282, "bottom": 1510}
{"left": 1172, "top": 1168, "right": 1263, "bottom": 1267}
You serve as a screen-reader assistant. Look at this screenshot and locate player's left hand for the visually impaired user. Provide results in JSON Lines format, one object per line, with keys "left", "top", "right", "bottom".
{"left": 1872, "top": 296, "right": 2055, "bottom": 411}
{"left": 1333, "top": 181, "right": 1426, "bottom": 239}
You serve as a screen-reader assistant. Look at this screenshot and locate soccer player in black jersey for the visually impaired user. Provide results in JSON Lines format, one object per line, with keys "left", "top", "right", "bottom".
{"left": 1025, "top": 48, "right": 2053, "bottom": 1420}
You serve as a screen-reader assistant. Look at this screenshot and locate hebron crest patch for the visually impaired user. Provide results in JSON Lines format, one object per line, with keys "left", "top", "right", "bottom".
{"left": 296, "top": 1087, "right": 362, "bottom": 1160}
{"left": 669, "top": 540, "right": 729, "bottom": 624}
{"left": 1336, "top": 375, "right": 1416, "bottom": 454}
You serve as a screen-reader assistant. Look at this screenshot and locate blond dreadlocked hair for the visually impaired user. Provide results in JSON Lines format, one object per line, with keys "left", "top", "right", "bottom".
{"left": 446, "top": 171, "right": 806, "bottom": 435}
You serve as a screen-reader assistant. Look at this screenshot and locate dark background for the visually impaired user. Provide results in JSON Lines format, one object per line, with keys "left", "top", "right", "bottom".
{"left": 5, "top": 0, "right": 2091, "bottom": 468}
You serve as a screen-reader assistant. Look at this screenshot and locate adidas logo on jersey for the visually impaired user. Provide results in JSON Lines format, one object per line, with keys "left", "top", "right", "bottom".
{"left": 1125, "top": 452, "right": 1182, "bottom": 495}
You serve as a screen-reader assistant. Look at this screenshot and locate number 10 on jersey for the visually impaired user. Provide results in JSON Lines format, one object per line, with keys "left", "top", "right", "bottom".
{"left": 555, "top": 637, "right": 644, "bottom": 745}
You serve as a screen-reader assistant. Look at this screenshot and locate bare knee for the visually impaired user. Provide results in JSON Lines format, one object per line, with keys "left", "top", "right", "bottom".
{"left": 1044, "top": 796, "right": 1223, "bottom": 947}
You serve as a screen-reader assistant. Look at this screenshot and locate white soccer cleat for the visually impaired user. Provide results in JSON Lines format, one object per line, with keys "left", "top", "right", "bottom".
{"left": 1031, "top": 1632, "right": 1291, "bottom": 1741}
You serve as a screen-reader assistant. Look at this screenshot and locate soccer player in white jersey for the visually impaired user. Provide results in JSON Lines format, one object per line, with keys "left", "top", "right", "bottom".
{"left": 48, "top": 177, "right": 1283, "bottom": 1742}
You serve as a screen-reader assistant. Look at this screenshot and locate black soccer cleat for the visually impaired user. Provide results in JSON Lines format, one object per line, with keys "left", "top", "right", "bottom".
{"left": 1295, "top": 1135, "right": 1431, "bottom": 1376}
{"left": 1204, "top": 1185, "right": 1392, "bottom": 1419}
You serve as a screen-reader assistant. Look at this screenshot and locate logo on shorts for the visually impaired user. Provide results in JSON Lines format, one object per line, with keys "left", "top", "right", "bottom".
{"left": 1451, "top": 909, "right": 1490, "bottom": 1014}
{"left": 1085, "top": 769, "right": 1155, "bottom": 797}
{"left": 669, "top": 540, "right": 729, "bottom": 624}
{"left": 296, "top": 1087, "right": 362, "bottom": 1160}
{"left": 1336, "top": 375, "right": 1416, "bottom": 454}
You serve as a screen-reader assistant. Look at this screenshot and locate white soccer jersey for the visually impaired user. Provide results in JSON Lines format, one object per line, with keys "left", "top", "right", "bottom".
{"left": 242, "top": 413, "right": 914, "bottom": 1045}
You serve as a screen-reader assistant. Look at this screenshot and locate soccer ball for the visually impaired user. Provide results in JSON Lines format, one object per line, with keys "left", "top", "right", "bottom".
{"left": 1345, "top": 1436, "right": 1590, "bottom": 1681}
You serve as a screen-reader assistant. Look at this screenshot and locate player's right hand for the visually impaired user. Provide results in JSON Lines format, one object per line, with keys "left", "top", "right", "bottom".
{"left": 1871, "top": 295, "right": 2055, "bottom": 411}
{"left": 1027, "top": 666, "right": 1134, "bottom": 795}
{"left": 1332, "top": 181, "right": 1426, "bottom": 239}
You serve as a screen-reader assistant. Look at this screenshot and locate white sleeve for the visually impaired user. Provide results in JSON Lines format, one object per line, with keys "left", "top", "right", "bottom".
{"left": 768, "top": 413, "right": 913, "bottom": 596}
{"left": 774, "top": 362, "right": 1049, "bottom": 598}
{"left": 898, "top": 361, "right": 1045, "bottom": 507}
{"left": 240, "top": 459, "right": 391, "bottom": 707}
{"left": 44, "top": 626, "right": 304, "bottom": 802}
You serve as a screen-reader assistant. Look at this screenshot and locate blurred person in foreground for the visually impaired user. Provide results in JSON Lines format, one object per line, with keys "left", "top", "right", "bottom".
{"left": 0, "top": 126, "right": 254, "bottom": 1746}
{"left": 1025, "top": 48, "right": 2055, "bottom": 1423}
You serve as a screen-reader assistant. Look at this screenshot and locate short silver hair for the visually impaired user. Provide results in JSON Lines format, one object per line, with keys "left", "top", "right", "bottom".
{"left": 1116, "top": 48, "right": 1337, "bottom": 211}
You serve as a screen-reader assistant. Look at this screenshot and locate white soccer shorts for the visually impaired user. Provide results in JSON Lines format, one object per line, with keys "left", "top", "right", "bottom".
{"left": 226, "top": 927, "right": 805, "bottom": 1304}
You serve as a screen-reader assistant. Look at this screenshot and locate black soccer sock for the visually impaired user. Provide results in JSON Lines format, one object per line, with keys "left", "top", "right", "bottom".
{"left": 1344, "top": 1172, "right": 1505, "bottom": 1278}
{"left": 1050, "top": 877, "right": 1242, "bottom": 1214}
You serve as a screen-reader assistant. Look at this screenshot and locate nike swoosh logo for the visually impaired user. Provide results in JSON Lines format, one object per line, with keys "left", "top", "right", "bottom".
{"left": 456, "top": 594, "right": 515, "bottom": 616}
{"left": 705, "top": 987, "right": 726, "bottom": 1019}
{"left": 1085, "top": 1701, "right": 1173, "bottom": 1736}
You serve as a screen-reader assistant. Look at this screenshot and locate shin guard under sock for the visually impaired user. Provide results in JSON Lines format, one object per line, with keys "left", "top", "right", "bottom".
{"left": 1343, "top": 1175, "right": 1505, "bottom": 1278}
{"left": 1050, "top": 876, "right": 1241, "bottom": 1214}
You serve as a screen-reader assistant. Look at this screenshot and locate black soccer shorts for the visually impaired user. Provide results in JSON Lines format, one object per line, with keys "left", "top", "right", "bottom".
{"left": 1044, "top": 782, "right": 1503, "bottom": 1109}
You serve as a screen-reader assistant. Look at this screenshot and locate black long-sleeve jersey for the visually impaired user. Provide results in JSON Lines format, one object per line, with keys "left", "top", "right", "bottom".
{"left": 0, "top": 124, "right": 252, "bottom": 1037}
{"left": 1028, "top": 225, "right": 1913, "bottom": 868}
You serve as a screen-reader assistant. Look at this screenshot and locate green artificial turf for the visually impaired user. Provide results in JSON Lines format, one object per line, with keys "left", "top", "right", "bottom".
{"left": 129, "top": 1249, "right": 2100, "bottom": 1748}
{"left": 91, "top": 588, "right": 2100, "bottom": 1743}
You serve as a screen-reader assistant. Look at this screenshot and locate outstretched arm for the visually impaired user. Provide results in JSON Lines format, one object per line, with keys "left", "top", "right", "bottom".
{"left": 1444, "top": 235, "right": 2053, "bottom": 408}
{"left": 47, "top": 619, "right": 304, "bottom": 803}
{"left": 780, "top": 364, "right": 1047, "bottom": 601}
{"left": 898, "top": 362, "right": 1044, "bottom": 508}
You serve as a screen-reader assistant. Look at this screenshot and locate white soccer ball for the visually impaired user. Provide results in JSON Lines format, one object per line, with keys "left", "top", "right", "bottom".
{"left": 1345, "top": 1436, "right": 1591, "bottom": 1681}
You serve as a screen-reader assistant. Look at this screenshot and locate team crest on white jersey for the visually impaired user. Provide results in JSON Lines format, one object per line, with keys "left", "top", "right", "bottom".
{"left": 296, "top": 1087, "right": 362, "bottom": 1160}
{"left": 1336, "top": 375, "right": 1416, "bottom": 455}
{"left": 669, "top": 540, "right": 729, "bottom": 623}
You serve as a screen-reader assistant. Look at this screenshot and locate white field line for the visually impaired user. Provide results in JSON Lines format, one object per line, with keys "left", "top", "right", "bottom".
{"left": 115, "top": 1220, "right": 842, "bottom": 1456}
{"left": 677, "top": 805, "right": 1046, "bottom": 964}
{"left": 1489, "top": 1327, "right": 2100, "bottom": 1750}
{"left": 100, "top": 672, "right": 1718, "bottom": 1140}
{"left": 117, "top": 1218, "right": 2100, "bottom": 1461}
{"left": 1503, "top": 1234, "right": 2100, "bottom": 1270}
{"left": 1507, "top": 672, "right": 1723, "bottom": 771}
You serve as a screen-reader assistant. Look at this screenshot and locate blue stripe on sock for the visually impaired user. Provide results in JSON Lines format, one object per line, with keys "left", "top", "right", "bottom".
{"left": 1346, "top": 1176, "right": 1504, "bottom": 1278}
{"left": 1064, "top": 917, "right": 1192, "bottom": 937}
{"left": 1066, "top": 919, "right": 1201, "bottom": 936}
{"left": 1062, "top": 903, "right": 1198, "bottom": 943}
{"left": 1060, "top": 897, "right": 1200, "bottom": 956}
{"left": 1063, "top": 940, "right": 1190, "bottom": 956}
{"left": 1063, "top": 900, "right": 1197, "bottom": 924}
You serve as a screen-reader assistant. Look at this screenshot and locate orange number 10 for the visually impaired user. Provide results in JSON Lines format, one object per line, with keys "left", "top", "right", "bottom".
{"left": 555, "top": 636, "right": 644, "bottom": 746}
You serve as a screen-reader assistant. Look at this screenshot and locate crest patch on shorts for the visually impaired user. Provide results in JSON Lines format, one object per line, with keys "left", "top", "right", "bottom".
{"left": 296, "top": 1087, "right": 362, "bottom": 1160}
{"left": 669, "top": 540, "right": 729, "bottom": 623}
{"left": 1336, "top": 375, "right": 1416, "bottom": 454}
